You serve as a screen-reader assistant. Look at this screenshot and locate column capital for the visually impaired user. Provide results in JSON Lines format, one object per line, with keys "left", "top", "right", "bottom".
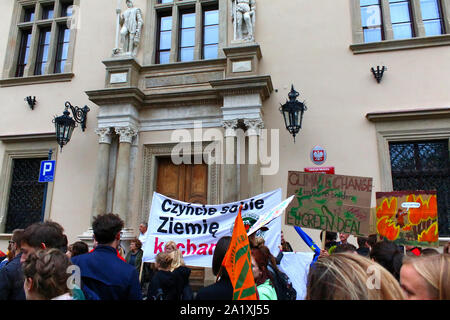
{"left": 115, "top": 126, "right": 138, "bottom": 144}
{"left": 244, "top": 118, "right": 264, "bottom": 136}
{"left": 222, "top": 119, "right": 239, "bottom": 137}
{"left": 95, "top": 127, "right": 112, "bottom": 144}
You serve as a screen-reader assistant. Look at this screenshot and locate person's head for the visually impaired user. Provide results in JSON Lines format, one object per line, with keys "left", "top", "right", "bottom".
{"left": 250, "top": 246, "right": 273, "bottom": 286}
{"left": 130, "top": 238, "right": 142, "bottom": 253}
{"left": 212, "top": 236, "right": 231, "bottom": 277}
{"left": 357, "top": 237, "right": 369, "bottom": 249}
{"left": 92, "top": 213, "right": 124, "bottom": 247}
{"left": 155, "top": 251, "right": 172, "bottom": 271}
{"left": 320, "top": 231, "right": 337, "bottom": 243}
{"left": 126, "top": 0, "right": 133, "bottom": 8}
{"left": 400, "top": 254, "right": 450, "bottom": 300}
{"left": 22, "top": 249, "right": 72, "bottom": 300}
{"left": 164, "top": 241, "right": 177, "bottom": 253}
{"left": 20, "top": 221, "right": 66, "bottom": 263}
{"left": 370, "top": 241, "right": 404, "bottom": 281}
{"left": 169, "top": 249, "right": 185, "bottom": 271}
{"left": 306, "top": 252, "right": 405, "bottom": 300}
{"left": 339, "top": 233, "right": 350, "bottom": 244}
{"left": 333, "top": 243, "right": 357, "bottom": 254}
{"left": 367, "top": 234, "right": 378, "bottom": 249}
{"left": 67, "top": 241, "right": 89, "bottom": 259}
{"left": 9, "top": 229, "right": 24, "bottom": 257}
{"left": 139, "top": 223, "right": 148, "bottom": 235}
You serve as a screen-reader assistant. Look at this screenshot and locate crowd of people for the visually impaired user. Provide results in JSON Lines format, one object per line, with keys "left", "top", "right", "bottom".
{"left": 0, "top": 214, "right": 449, "bottom": 301}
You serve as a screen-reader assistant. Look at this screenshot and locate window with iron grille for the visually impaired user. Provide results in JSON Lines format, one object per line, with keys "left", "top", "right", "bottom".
{"left": 5, "top": 158, "right": 47, "bottom": 233}
{"left": 389, "top": 140, "right": 450, "bottom": 237}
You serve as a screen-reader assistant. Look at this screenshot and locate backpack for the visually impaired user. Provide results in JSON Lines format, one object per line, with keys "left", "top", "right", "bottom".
{"left": 270, "top": 268, "right": 297, "bottom": 300}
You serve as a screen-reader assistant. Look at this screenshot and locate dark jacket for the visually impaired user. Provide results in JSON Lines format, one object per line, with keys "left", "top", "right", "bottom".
{"left": 195, "top": 276, "right": 233, "bottom": 300}
{"left": 71, "top": 245, "right": 142, "bottom": 300}
{"left": 0, "top": 253, "right": 26, "bottom": 300}
{"left": 125, "top": 249, "right": 143, "bottom": 273}
{"left": 148, "top": 270, "right": 178, "bottom": 300}
{"left": 173, "top": 266, "right": 193, "bottom": 300}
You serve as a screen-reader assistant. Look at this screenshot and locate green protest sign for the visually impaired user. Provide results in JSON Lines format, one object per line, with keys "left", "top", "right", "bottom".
{"left": 285, "top": 171, "right": 373, "bottom": 237}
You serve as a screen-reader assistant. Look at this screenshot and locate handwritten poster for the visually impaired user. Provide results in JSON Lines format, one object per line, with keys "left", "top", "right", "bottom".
{"left": 376, "top": 191, "right": 438, "bottom": 247}
{"left": 285, "top": 171, "right": 373, "bottom": 236}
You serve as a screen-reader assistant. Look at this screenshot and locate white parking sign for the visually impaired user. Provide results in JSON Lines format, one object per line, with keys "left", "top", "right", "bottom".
{"left": 38, "top": 160, "right": 56, "bottom": 182}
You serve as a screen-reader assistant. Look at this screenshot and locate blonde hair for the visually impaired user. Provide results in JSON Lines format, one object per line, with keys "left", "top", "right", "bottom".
{"left": 156, "top": 251, "right": 173, "bottom": 270}
{"left": 402, "top": 253, "right": 450, "bottom": 300}
{"left": 164, "top": 241, "right": 177, "bottom": 252}
{"left": 306, "top": 252, "right": 405, "bottom": 300}
{"left": 169, "top": 250, "right": 185, "bottom": 271}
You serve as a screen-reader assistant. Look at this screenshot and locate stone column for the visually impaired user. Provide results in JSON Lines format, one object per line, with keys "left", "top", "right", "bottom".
{"left": 91, "top": 128, "right": 112, "bottom": 221}
{"left": 223, "top": 119, "right": 239, "bottom": 202}
{"left": 113, "top": 126, "right": 137, "bottom": 223}
{"left": 244, "top": 119, "right": 264, "bottom": 197}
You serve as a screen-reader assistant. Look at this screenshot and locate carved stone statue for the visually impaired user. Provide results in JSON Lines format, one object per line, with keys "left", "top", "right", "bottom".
{"left": 232, "top": 0, "right": 256, "bottom": 42}
{"left": 114, "top": 0, "right": 143, "bottom": 56}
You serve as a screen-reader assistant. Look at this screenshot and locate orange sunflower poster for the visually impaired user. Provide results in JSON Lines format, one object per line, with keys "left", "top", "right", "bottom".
{"left": 375, "top": 191, "right": 439, "bottom": 247}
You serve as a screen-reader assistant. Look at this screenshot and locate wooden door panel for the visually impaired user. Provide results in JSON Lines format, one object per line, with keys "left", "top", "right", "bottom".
{"left": 184, "top": 164, "right": 208, "bottom": 204}
{"left": 155, "top": 157, "right": 208, "bottom": 291}
{"left": 156, "top": 157, "right": 185, "bottom": 200}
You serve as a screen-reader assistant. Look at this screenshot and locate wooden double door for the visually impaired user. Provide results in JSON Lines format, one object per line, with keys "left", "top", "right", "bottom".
{"left": 155, "top": 157, "right": 208, "bottom": 291}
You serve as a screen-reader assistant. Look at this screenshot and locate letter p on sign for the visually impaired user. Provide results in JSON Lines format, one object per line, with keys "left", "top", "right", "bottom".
{"left": 39, "top": 160, "right": 56, "bottom": 183}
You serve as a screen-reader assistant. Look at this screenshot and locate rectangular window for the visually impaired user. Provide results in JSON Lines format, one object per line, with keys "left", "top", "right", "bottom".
{"left": 41, "top": 4, "right": 55, "bottom": 20}
{"left": 389, "top": 140, "right": 450, "bottom": 237}
{"left": 34, "top": 27, "right": 52, "bottom": 75}
{"left": 360, "top": 0, "right": 384, "bottom": 43}
{"left": 389, "top": 0, "right": 414, "bottom": 39}
{"left": 420, "top": 0, "right": 444, "bottom": 35}
{"left": 159, "top": 0, "right": 173, "bottom": 3}
{"left": 60, "top": 1, "right": 73, "bottom": 17}
{"left": 4, "top": 158, "right": 47, "bottom": 233}
{"left": 203, "top": 7, "right": 219, "bottom": 59}
{"left": 15, "top": 29, "right": 32, "bottom": 77}
{"left": 54, "top": 25, "right": 70, "bottom": 73}
{"left": 23, "top": 6, "right": 35, "bottom": 22}
{"left": 179, "top": 11, "right": 196, "bottom": 62}
{"left": 157, "top": 14, "right": 172, "bottom": 64}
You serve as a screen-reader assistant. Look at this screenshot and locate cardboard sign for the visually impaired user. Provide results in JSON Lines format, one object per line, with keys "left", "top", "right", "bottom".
{"left": 376, "top": 191, "right": 438, "bottom": 247}
{"left": 286, "top": 171, "right": 373, "bottom": 237}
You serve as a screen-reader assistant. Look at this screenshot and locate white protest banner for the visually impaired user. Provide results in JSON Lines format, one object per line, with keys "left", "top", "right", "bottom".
{"left": 248, "top": 195, "right": 294, "bottom": 236}
{"left": 279, "top": 252, "right": 314, "bottom": 300}
{"left": 142, "top": 189, "right": 282, "bottom": 268}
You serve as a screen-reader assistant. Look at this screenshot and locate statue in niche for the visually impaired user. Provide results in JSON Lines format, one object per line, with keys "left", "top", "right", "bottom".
{"left": 114, "top": 0, "right": 143, "bottom": 56}
{"left": 231, "top": 0, "right": 256, "bottom": 42}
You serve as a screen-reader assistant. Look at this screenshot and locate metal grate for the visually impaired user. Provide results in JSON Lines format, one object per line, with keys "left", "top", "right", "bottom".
{"left": 389, "top": 140, "right": 450, "bottom": 237}
{"left": 5, "top": 158, "right": 47, "bottom": 233}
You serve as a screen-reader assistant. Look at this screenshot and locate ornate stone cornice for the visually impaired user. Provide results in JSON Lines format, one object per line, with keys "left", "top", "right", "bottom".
{"left": 115, "top": 126, "right": 138, "bottom": 143}
{"left": 95, "top": 127, "right": 112, "bottom": 144}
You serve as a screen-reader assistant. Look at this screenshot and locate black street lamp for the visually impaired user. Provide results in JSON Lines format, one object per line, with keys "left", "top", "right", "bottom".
{"left": 279, "top": 85, "right": 307, "bottom": 142}
{"left": 52, "top": 101, "right": 90, "bottom": 151}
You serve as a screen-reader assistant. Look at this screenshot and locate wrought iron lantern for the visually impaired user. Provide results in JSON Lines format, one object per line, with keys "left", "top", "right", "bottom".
{"left": 25, "top": 96, "right": 36, "bottom": 110}
{"left": 279, "top": 85, "right": 307, "bottom": 142}
{"left": 371, "top": 65, "right": 387, "bottom": 83}
{"left": 52, "top": 101, "right": 90, "bottom": 151}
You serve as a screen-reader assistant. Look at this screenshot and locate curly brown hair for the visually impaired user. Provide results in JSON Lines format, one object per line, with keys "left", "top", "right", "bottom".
{"left": 22, "top": 249, "right": 72, "bottom": 300}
